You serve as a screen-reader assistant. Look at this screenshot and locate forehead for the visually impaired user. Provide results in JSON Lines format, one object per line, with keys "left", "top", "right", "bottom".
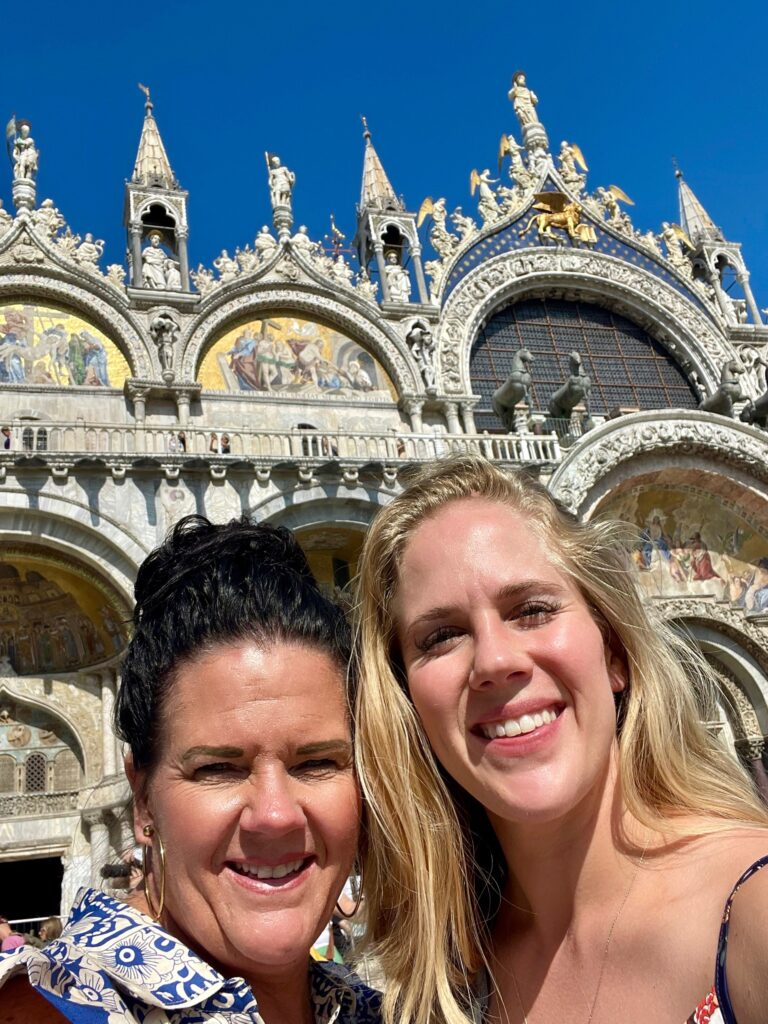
{"left": 162, "top": 639, "right": 349, "bottom": 744}
{"left": 394, "top": 497, "right": 572, "bottom": 608}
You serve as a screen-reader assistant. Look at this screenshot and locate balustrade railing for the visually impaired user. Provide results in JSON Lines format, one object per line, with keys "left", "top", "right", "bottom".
{"left": 3, "top": 423, "right": 562, "bottom": 465}
{"left": 0, "top": 789, "right": 79, "bottom": 817}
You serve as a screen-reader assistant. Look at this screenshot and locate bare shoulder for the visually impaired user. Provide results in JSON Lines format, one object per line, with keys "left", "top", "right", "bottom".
{"left": 711, "top": 830, "right": 768, "bottom": 1024}
{"left": 0, "top": 975, "right": 68, "bottom": 1023}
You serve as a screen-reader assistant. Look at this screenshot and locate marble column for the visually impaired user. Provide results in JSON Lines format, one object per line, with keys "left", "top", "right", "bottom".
{"left": 129, "top": 224, "right": 143, "bottom": 288}
{"left": 442, "top": 401, "right": 462, "bottom": 435}
{"left": 411, "top": 245, "right": 430, "bottom": 305}
{"left": 460, "top": 401, "right": 478, "bottom": 434}
{"left": 85, "top": 810, "right": 111, "bottom": 888}
{"left": 176, "top": 227, "right": 190, "bottom": 291}
{"left": 404, "top": 399, "right": 424, "bottom": 434}
{"left": 736, "top": 271, "right": 763, "bottom": 326}
{"left": 101, "top": 670, "right": 117, "bottom": 778}
{"left": 374, "top": 244, "right": 389, "bottom": 301}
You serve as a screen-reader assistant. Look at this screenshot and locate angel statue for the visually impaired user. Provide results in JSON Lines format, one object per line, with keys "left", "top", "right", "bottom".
{"left": 519, "top": 192, "right": 596, "bottom": 245}
{"left": 596, "top": 184, "right": 634, "bottom": 230}
{"left": 498, "top": 133, "right": 528, "bottom": 179}
{"left": 417, "top": 197, "right": 459, "bottom": 260}
{"left": 470, "top": 169, "right": 501, "bottom": 225}
{"left": 659, "top": 221, "right": 693, "bottom": 270}
{"left": 558, "top": 141, "right": 588, "bottom": 186}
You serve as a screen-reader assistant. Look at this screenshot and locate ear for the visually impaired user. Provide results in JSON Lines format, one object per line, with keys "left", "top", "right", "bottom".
{"left": 125, "top": 752, "right": 153, "bottom": 845}
{"left": 606, "top": 648, "right": 628, "bottom": 694}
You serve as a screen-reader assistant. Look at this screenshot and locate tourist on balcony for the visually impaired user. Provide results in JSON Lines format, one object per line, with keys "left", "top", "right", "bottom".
{"left": 1, "top": 427, "right": 10, "bottom": 450}
{"left": 353, "top": 455, "right": 768, "bottom": 1024}
{"left": 176, "top": 430, "right": 187, "bottom": 452}
{"left": 220, "top": 433, "right": 231, "bottom": 454}
{"left": 0, "top": 515, "right": 378, "bottom": 1024}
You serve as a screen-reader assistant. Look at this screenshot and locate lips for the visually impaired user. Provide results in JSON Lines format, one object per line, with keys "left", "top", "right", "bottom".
{"left": 225, "top": 855, "right": 314, "bottom": 890}
{"left": 473, "top": 702, "right": 564, "bottom": 742}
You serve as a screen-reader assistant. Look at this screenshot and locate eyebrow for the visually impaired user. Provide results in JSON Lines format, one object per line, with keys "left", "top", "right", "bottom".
{"left": 405, "top": 580, "right": 567, "bottom": 633}
{"left": 296, "top": 740, "right": 352, "bottom": 757}
{"left": 181, "top": 745, "right": 245, "bottom": 761}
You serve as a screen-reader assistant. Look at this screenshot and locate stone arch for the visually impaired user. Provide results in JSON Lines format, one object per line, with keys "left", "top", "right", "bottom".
{"left": 249, "top": 484, "right": 389, "bottom": 532}
{"left": 0, "top": 497, "right": 146, "bottom": 604}
{"left": 0, "top": 272, "right": 150, "bottom": 378}
{"left": 436, "top": 247, "right": 737, "bottom": 397}
{"left": 0, "top": 683, "right": 91, "bottom": 782}
{"left": 548, "top": 410, "right": 768, "bottom": 516}
{"left": 180, "top": 284, "right": 420, "bottom": 396}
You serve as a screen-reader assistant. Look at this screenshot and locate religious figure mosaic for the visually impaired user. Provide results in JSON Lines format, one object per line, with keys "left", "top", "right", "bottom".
{"left": 198, "top": 315, "right": 396, "bottom": 398}
{"left": 0, "top": 559, "right": 128, "bottom": 675}
{"left": 601, "top": 488, "right": 768, "bottom": 617}
{"left": 0, "top": 303, "right": 130, "bottom": 388}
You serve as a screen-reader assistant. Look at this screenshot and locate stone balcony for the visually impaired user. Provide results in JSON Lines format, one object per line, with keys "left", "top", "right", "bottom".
{"left": 0, "top": 422, "right": 563, "bottom": 471}
{"left": 0, "top": 790, "right": 80, "bottom": 818}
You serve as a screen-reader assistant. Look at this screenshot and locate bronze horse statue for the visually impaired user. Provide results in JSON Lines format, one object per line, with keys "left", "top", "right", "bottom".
{"left": 548, "top": 351, "right": 591, "bottom": 419}
{"left": 492, "top": 348, "right": 534, "bottom": 431}
{"left": 700, "top": 358, "right": 744, "bottom": 418}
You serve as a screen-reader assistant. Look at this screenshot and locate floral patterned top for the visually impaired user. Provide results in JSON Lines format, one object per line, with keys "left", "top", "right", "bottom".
{"left": 687, "top": 854, "right": 768, "bottom": 1024}
{"left": 0, "top": 887, "right": 381, "bottom": 1024}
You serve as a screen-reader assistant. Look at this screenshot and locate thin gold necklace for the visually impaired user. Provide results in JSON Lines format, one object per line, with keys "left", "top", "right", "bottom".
{"left": 505, "top": 843, "right": 648, "bottom": 1024}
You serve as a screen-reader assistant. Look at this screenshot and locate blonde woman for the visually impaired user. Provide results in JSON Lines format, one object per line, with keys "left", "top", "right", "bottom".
{"left": 354, "top": 456, "right": 768, "bottom": 1024}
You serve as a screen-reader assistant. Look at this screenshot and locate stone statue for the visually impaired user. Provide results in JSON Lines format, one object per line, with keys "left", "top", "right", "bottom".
{"left": 254, "top": 225, "right": 278, "bottom": 263}
{"left": 164, "top": 258, "right": 182, "bottom": 289}
{"left": 547, "top": 351, "right": 592, "bottom": 418}
{"left": 330, "top": 254, "right": 354, "bottom": 286}
{"left": 407, "top": 323, "right": 437, "bottom": 392}
{"left": 498, "top": 133, "right": 528, "bottom": 179}
{"left": 142, "top": 232, "right": 171, "bottom": 288}
{"left": 355, "top": 267, "right": 378, "bottom": 302}
{"left": 190, "top": 264, "right": 217, "bottom": 297}
{"left": 31, "top": 199, "right": 64, "bottom": 238}
{"left": 740, "top": 360, "right": 768, "bottom": 429}
{"left": 106, "top": 264, "right": 127, "bottom": 289}
{"left": 424, "top": 259, "right": 444, "bottom": 302}
{"left": 470, "top": 169, "right": 501, "bottom": 225}
{"left": 290, "top": 225, "right": 316, "bottom": 256}
{"left": 73, "top": 233, "right": 104, "bottom": 272}
{"left": 416, "top": 197, "right": 458, "bottom": 260}
{"left": 267, "top": 154, "right": 295, "bottom": 210}
{"left": 509, "top": 72, "right": 540, "bottom": 129}
{"left": 558, "top": 142, "right": 588, "bottom": 189}
{"left": 12, "top": 120, "right": 38, "bottom": 180}
{"left": 659, "top": 222, "right": 692, "bottom": 270}
{"left": 213, "top": 249, "right": 239, "bottom": 282}
{"left": 451, "top": 207, "right": 477, "bottom": 242}
{"left": 384, "top": 251, "right": 411, "bottom": 303}
{"left": 149, "top": 311, "right": 180, "bottom": 374}
{"left": 492, "top": 348, "right": 534, "bottom": 431}
{"left": 235, "top": 245, "right": 258, "bottom": 272}
{"left": 700, "top": 358, "right": 745, "bottom": 417}
{"left": 55, "top": 227, "right": 81, "bottom": 259}
{"left": 0, "top": 199, "right": 12, "bottom": 234}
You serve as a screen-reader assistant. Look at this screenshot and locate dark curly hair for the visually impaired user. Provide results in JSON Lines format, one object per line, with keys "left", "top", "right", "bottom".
{"left": 115, "top": 514, "right": 351, "bottom": 770}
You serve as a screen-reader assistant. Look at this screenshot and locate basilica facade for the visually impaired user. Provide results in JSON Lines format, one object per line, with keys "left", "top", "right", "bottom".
{"left": 1, "top": 76, "right": 767, "bottom": 919}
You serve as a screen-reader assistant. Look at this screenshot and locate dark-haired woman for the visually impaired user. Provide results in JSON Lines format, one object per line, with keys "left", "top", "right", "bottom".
{"left": 0, "top": 515, "right": 379, "bottom": 1024}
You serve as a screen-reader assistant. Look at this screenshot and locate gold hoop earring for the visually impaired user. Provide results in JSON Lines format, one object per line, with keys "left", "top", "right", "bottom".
{"left": 335, "top": 870, "right": 363, "bottom": 920}
{"left": 141, "top": 831, "right": 166, "bottom": 921}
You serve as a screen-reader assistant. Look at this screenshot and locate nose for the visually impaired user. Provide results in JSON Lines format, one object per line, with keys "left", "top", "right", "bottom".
{"left": 238, "top": 766, "right": 307, "bottom": 837}
{"left": 469, "top": 613, "right": 534, "bottom": 690}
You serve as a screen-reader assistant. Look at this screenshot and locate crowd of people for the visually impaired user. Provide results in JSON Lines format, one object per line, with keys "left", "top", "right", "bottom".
{"left": 0, "top": 456, "right": 766, "bottom": 1024}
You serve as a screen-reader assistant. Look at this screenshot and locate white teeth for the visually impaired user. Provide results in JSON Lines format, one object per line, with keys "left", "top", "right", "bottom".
{"left": 481, "top": 708, "right": 558, "bottom": 739}
{"left": 233, "top": 858, "right": 305, "bottom": 879}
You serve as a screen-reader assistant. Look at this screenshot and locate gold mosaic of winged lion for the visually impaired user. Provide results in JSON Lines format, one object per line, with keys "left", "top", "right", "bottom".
{"left": 519, "top": 192, "right": 597, "bottom": 244}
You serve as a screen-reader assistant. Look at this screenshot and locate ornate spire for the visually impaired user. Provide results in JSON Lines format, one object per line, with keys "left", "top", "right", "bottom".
{"left": 359, "top": 117, "right": 403, "bottom": 212}
{"left": 676, "top": 168, "right": 723, "bottom": 245}
{"left": 132, "top": 85, "right": 177, "bottom": 189}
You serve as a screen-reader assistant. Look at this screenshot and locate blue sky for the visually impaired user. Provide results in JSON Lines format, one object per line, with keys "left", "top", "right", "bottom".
{"left": 1, "top": 0, "right": 767, "bottom": 304}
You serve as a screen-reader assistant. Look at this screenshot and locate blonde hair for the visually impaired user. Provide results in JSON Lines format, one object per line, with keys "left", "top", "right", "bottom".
{"left": 353, "top": 455, "right": 768, "bottom": 1024}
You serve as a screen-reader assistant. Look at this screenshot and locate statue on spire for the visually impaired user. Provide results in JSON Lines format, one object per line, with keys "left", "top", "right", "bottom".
{"left": 509, "top": 71, "right": 540, "bottom": 128}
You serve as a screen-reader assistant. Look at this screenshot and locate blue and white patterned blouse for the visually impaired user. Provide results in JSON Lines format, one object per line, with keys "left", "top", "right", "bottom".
{"left": 0, "top": 887, "right": 381, "bottom": 1023}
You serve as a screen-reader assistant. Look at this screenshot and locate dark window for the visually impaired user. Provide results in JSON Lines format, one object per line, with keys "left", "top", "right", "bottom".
{"left": 471, "top": 298, "right": 699, "bottom": 431}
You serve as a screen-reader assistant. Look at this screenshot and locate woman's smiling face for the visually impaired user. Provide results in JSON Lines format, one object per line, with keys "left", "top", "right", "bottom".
{"left": 132, "top": 639, "right": 359, "bottom": 981}
{"left": 393, "top": 498, "right": 625, "bottom": 826}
